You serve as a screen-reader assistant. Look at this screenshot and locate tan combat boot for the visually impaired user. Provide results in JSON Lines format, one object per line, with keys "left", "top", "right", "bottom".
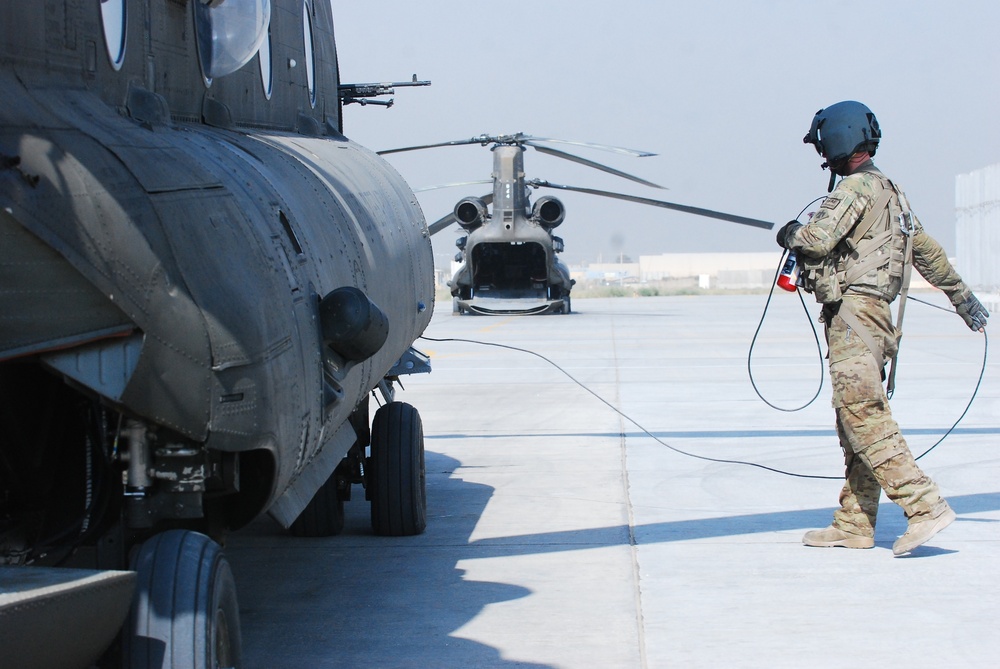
{"left": 803, "top": 526, "right": 875, "bottom": 549}
{"left": 892, "top": 505, "right": 957, "bottom": 556}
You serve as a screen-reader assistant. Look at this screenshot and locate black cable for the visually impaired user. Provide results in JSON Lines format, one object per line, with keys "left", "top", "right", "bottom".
{"left": 902, "top": 296, "right": 989, "bottom": 461}
{"left": 421, "top": 335, "right": 842, "bottom": 479}
{"left": 746, "top": 250, "right": 825, "bottom": 412}
{"left": 747, "top": 196, "right": 828, "bottom": 411}
{"left": 30, "top": 403, "right": 118, "bottom": 565}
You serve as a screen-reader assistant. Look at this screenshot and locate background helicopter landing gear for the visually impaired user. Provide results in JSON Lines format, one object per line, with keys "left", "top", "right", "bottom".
{"left": 368, "top": 402, "right": 427, "bottom": 536}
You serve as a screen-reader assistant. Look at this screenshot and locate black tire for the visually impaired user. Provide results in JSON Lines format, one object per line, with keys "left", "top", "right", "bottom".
{"left": 289, "top": 470, "right": 345, "bottom": 537}
{"left": 563, "top": 295, "right": 572, "bottom": 314}
{"left": 127, "top": 530, "right": 242, "bottom": 669}
{"left": 369, "top": 402, "right": 427, "bottom": 536}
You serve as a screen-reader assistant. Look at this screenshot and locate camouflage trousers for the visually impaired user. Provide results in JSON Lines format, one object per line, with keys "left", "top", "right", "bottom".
{"left": 823, "top": 295, "right": 948, "bottom": 537}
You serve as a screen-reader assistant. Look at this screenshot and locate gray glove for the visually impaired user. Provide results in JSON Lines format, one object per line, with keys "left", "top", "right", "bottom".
{"left": 775, "top": 221, "right": 802, "bottom": 249}
{"left": 957, "top": 293, "right": 989, "bottom": 331}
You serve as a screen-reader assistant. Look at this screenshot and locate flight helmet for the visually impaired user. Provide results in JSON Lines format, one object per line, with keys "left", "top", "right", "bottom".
{"left": 803, "top": 101, "right": 881, "bottom": 173}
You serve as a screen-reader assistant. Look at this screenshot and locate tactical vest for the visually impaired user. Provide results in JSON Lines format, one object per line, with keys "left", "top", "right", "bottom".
{"left": 800, "top": 172, "right": 912, "bottom": 304}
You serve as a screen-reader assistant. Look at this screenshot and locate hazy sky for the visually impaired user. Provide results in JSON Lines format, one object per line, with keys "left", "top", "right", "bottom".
{"left": 331, "top": 1, "right": 999, "bottom": 266}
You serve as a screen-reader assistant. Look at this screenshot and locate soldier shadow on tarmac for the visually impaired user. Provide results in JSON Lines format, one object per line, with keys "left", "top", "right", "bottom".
{"left": 227, "top": 450, "right": 1000, "bottom": 667}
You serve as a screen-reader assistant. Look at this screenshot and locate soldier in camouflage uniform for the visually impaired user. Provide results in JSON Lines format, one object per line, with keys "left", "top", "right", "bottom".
{"left": 775, "top": 101, "right": 989, "bottom": 555}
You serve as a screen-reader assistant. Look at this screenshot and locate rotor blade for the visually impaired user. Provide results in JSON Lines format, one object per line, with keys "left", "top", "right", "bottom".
{"left": 520, "top": 135, "right": 657, "bottom": 157}
{"left": 528, "top": 181, "right": 775, "bottom": 229}
{"left": 377, "top": 134, "right": 506, "bottom": 155}
{"left": 527, "top": 144, "right": 666, "bottom": 189}
{"left": 377, "top": 137, "right": 483, "bottom": 155}
{"left": 426, "top": 213, "right": 458, "bottom": 236}
{"left": 413, "top": 179, "right": 492, "bottom": 193}
{"left": 425, "top": 193, "right": 493, "bottom": 236}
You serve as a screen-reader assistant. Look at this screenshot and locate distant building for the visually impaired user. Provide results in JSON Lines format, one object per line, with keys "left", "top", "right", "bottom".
{"left": 570, "top": 253, "right": 778, "bottom": 290}
{"left": 956, "top": 163, "right": 1000, "bottom": 291}
{"left": 638, "top": 252, "right": 777, "bottom": 289}
{"left": 571, "top": 250, "right": 939, "bottom": 292}
{"left": 578, "top": 263, "right": 641, "bottom": 284}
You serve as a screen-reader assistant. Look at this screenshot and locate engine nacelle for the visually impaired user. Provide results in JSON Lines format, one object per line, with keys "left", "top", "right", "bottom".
{"left": 454, "top": 197, "right": 488, "bottom": 230}
{"left": 531, "top": 196, "right": 565, "bottom": 230}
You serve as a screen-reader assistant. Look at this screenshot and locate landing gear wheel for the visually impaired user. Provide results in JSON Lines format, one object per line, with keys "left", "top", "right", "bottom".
{"left": 368, "top": 401, "right": 427, "bottom": 536}
{"left": 127, "top": 530, "right": 242, "bottom": 669}
{"left": 289, "top": 470, "right": 346, "bottom": 537}
{"left": 563, "top": 295, "right": 572, "bottom": 314}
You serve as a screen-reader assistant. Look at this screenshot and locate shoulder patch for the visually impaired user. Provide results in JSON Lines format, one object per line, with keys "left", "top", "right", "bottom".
{"left": 820, "top": 196, "right": 842, "bottom": 210}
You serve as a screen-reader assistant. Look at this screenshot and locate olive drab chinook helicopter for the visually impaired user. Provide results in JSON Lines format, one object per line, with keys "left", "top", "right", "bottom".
{"left": 0, "top": 1, "right": 433, "bottom": 666}
{"left": 379, "top": 133, "right": 775, "bottom": 315}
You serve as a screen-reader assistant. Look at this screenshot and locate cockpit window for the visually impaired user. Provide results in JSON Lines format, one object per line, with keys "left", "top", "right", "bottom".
{"left": 258, "top": 24, "right": 272, "bottom": 99}
{"left": 194, "top": 0, "right": 271, "bottom": 83}
{"left": 302, "top": 2, "right": 316, "bottom": 107}
{"left": 99, "top": 0, "right": 127, "bottom": 71}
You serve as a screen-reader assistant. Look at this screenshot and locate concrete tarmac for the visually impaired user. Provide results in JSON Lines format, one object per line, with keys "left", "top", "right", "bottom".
{"left": 227, "top": 293, "right": 1000, "bottom": 668}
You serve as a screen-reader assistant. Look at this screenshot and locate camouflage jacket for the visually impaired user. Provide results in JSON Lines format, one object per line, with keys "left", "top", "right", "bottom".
{"left": 788, "top": 161, "right": 970, "bottom": 306}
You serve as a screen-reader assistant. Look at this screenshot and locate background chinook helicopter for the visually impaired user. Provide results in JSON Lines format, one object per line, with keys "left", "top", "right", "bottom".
{"left": 0, "top": 1, "right": 433, "bottom": 666}
{"left": 379, "top": 133, "right": 775, "bottom": 315}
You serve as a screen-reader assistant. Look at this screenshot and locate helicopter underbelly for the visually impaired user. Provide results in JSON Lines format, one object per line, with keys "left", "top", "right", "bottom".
{"left": 457, "top": 296, "right": 567, "bottom": 315}
{"left": 451, "top": 239, "right": 572, "bottom": 314}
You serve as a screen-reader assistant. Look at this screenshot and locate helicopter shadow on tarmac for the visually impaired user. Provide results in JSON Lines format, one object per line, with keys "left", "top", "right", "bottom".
{"left": 227, "top": 449, "right": 552, "bottom": 669}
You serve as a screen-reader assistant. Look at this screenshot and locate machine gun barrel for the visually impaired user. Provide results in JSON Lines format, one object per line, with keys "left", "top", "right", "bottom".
{"left": 338, "top": 75, "right": 431, "bottom": 107}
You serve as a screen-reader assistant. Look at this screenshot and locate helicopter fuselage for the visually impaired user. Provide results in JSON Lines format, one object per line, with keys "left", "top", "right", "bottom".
{"left": 449, "top": 145, "right": 572, "bottom": 315}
